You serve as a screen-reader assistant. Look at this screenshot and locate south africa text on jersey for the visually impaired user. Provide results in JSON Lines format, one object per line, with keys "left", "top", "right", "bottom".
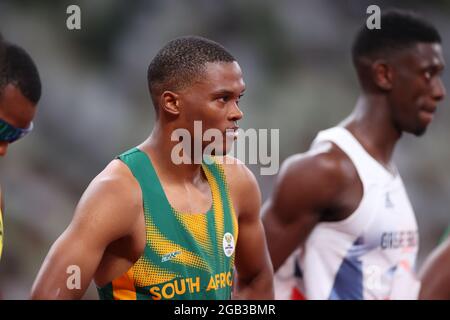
{"left": 149, "top": 271, "right": 233, "bottom": 300}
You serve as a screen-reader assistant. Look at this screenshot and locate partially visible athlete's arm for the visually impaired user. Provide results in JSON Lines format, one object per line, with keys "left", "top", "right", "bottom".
{"left": 262, "top": 148, "right": 347, "bottom": 272}
{"left": 30, "top": 160, "right": 142, "bottom": 299}
{"left": 223, "top": 157, "right": 274, "bottom": 299}
{"left": 419, "top": 237, "right": 450, "bottom": 299}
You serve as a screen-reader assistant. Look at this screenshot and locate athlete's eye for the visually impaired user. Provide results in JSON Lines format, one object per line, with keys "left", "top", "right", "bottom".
{"left": 424, "top": 70, "right": 432, "bottom": 81}
{"left": 218, "top": 96, "right": 230, "bottom": 103}
{"left": 236, "top": 94, "right": 244, "bottom": 106}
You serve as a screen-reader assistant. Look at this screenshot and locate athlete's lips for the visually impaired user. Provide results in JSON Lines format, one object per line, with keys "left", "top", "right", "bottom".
{"left": 421, "top": 105, "right": 437, "bottom": 114}
{"left": 225, "top": 126, "right": 239, "bottom": 139}
{"left": 419, "top": 106, "right": 436, "bottom": 124}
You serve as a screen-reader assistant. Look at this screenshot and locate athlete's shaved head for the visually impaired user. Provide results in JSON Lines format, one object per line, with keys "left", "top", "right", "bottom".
{"left": 147, "top": 36, "right": 236, "bottom": 109}
{"left": 352, "top": 10, "right": 441, "bottom": 67}
{"left": 0, "top": 40, "right": 41, "bottom": 104}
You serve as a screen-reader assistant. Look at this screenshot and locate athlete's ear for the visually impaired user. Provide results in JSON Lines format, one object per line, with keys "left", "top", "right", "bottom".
{"left": 160, "top": 91, "right": 181, "bottom": 116}
{"left": 372, "top": 60, "right": 393, "bottom": 91}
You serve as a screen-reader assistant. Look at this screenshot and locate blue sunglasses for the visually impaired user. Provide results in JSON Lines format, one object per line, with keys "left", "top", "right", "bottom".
{"left": 0, "top": 118, "right": 33, "bottom": 143}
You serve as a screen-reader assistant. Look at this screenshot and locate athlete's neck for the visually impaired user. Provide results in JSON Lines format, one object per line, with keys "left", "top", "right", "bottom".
{"left": 139, "top": 123, "right": 206, "bottom": 184}
{"left": 342, "top": 95, "right": 401, "bottom": 171}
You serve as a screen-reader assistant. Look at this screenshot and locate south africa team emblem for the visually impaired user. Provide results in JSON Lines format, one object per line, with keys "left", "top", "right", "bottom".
{"left": 222, "top": 232, "right": 235, "bottom": 257}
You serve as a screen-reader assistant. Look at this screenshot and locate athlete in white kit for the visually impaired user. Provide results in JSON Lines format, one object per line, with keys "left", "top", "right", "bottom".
{"left": 262, "top": 10, "right": 446, "bottom": 299}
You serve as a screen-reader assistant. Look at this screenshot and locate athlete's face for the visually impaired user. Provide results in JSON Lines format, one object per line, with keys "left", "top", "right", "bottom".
{"left": 388, "top": 43, "right": 446, "bottom": 136}
{"left": 177, "top": 61, "right": 245, "bottom": 155}
{"left": 0, "top": 84, "right": 36, "bottom": 156}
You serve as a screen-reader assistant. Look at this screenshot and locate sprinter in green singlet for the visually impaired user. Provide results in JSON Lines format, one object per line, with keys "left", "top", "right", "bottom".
{"left": 31, "top": 36, "right": 274, "bottom": 300}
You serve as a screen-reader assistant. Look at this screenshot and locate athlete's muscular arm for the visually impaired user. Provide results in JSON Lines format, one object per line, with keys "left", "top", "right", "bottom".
{"left": 31, "top": 160, "right": 142, "bottom": 299}
{"left": 223, "top": 157, "right": 274, "bottom": 299}
{"left": 419, "top": 237, "right": 450, "bottom": 299}
{"left": 262, "top": 145, "right": 352, "bottom": 272}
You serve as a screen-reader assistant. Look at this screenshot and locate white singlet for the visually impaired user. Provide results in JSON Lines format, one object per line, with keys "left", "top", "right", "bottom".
{"left": 274, "top": 126, "right": 420, "bottom": 300}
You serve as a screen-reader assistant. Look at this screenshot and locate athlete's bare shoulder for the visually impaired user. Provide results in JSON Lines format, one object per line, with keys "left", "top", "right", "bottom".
{"left": 216, "top": 155, "right": 258, "bottom": 193}
{"left": 95, "top": 158, "right": 138, "bottom": 185}
{"left": 283, "top": 141, "right": 357, "bottom": 190}
{"left": 72, "top": 159, "right": 143, "bottom": 236}
{"left": 89, "top": 159, "right": 141, "bottom": 200}
{"left": 214, "top": 155, "right": 261, "bottom": 219}
{"left": 269, "top": 141, "right": 360, "bottom": 222}
{"left": 215, "top": 155, "right": 251, "bottom": 181}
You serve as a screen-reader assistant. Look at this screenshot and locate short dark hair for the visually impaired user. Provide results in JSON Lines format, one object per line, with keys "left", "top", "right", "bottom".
{"left": 352, "top": 10, "right": 441, "bottom": 65}
{"left": 147, "top": 36, "right": 235, "bottom": 106}
{"left": 0, "top": 41, "right": 42, "bottom": 104}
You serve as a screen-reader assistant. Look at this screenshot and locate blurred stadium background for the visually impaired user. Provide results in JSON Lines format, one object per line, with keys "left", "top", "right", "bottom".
{"left": 0, "top": 0, "right": 449, "bottom": 299}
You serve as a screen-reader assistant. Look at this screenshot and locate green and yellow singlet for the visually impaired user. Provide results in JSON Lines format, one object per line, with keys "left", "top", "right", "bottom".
{"left": 97, "top": 148, "right": 238, "bottom": 300}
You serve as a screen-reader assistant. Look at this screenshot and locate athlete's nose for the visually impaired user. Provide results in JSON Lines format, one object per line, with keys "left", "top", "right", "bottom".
{"left": 432, "top": 77, "right": 446, "bottom": 102}
{"left": 228, "top": 102, "right": 243, "bottom": 122}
